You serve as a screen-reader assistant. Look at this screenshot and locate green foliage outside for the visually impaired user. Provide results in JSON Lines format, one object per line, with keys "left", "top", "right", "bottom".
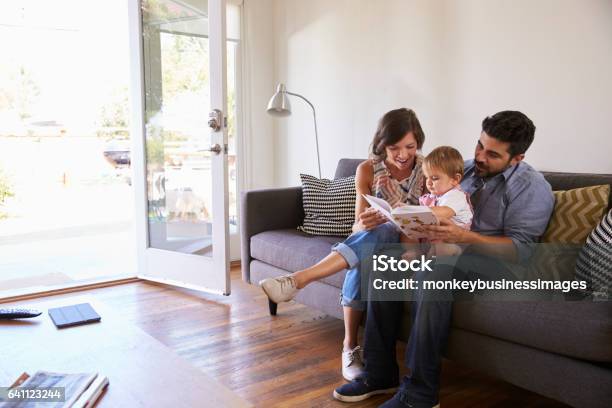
{"left": 142, "top": 0, "right": 192, "bottom": 24}
{"left": 0, "top": 65, "right": 40, "bottom": 122}
{"left": 96, "top": 86, "right": 130, "bottom": 138}
{"left": 146, "top": 136, "right": 165, "bottom": 169}
{"left": 0, "top": 168, "right": 14, "bottom": 218}
{"left": 161, "top": 34, "right": 209, "bottom": 102}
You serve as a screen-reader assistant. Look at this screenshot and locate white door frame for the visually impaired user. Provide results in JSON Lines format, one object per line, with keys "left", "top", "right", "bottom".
{"left": 127, "top": 0, "right": 230, "bottom": 295}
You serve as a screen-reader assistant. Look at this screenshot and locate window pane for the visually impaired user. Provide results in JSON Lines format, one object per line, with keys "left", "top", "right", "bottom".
{"left": 0, "top": 0, "right": 134, "bottom": 295}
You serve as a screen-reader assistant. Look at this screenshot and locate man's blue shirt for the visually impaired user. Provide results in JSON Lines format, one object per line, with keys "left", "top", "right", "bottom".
{"left": 460, "top": 159, "right": 555, "bottom": 263}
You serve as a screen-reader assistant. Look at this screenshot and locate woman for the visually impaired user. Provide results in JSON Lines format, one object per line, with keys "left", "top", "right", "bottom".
{"left": 260, "top": 108, "right": 426, "bottom": 380}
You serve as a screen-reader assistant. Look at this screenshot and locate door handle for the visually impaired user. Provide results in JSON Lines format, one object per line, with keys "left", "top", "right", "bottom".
{"left": 208, "top": 109, "right": 223, "bottom": 132}
{"left": 199, "top": 144, "right": 223, "bottom": 155}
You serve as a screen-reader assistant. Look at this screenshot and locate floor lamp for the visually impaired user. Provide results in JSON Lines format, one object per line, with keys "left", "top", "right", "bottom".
{"left": 266, "top": 83, "right": 322, "bottom": 178}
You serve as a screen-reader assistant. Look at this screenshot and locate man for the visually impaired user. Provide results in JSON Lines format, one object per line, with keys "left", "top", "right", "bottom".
{"left": 333, "top": 111, "right": 555, "bottom": 407}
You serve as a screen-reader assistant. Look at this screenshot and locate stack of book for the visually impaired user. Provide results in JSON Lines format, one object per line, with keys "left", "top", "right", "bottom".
{"left": 1, "top": 371, "right": 108, "bottom": 408}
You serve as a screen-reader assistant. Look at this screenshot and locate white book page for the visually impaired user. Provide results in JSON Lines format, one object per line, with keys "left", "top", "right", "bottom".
{"left": 392, "top": 205, "right": 433, "bottom": 214}
{"left": 362, "top": 195, "right": 440, "bottom": 239}
{"left": 73, "top": 375, "right": 109, "bottom": 408}
{"left": 362, "top": 194, "right": 404, "bottom": 232}
{"left": 390, "top": 205, "right": 438, "bottom": 239}
{"left": 362, "top": 194, "right": 392, "bottom": 219}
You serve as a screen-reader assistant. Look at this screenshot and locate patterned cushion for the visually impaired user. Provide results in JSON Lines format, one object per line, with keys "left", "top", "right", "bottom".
{"left": 299, "top": 174, "right": 356, "bottom": 237}
{"left": 575, "top": 209, "right": 612, "bottom": 297}
{"left": 541, "top": 184, "right": 610, "bottom": 244}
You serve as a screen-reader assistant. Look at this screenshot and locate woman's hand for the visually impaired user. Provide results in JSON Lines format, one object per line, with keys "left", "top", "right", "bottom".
{"left": 355, "top": 208, "right": 387, "bottom": 231}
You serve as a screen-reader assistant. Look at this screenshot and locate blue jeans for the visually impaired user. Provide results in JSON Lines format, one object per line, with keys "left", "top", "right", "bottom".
{"left": 332, "top": 222, "right": 400, "bottom": 311}
{"left": 362, "top": 253, "right": 517, "bottom": 407}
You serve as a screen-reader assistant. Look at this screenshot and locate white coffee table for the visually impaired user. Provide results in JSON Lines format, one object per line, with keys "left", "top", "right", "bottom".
{"left": 0, "top": 298, "right": 250, "bottom": 407}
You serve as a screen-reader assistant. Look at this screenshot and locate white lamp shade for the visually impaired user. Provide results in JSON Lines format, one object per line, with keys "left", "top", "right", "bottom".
{"left": 266, "top": 84, "right": 292, "bottom": 116}
{"left": 264, "top": 83, "right": 322, "bottom": 178}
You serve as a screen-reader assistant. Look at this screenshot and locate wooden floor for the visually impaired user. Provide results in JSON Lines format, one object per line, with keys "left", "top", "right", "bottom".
{"left": 3, "top": 267, "right": 568, "bottom": 407}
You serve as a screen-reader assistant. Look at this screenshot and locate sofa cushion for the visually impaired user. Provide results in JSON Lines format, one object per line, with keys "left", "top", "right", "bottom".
{"left": 299, "top": 174, "right": 356, "bottom": 237}
{"left": 452, "top": 301, "right": 612, "bottom": 362}
{"left": 575, "top": 209, "right": 612, "bottom": 297}
{"left": 334, "top": 159, "right": 364, "bottom": 179}
{"left": 541, "top": 184, "right": 610, "bottom": 244}
{"left": 542, "top": 172, "right": 612, "bottom": 210}
{"left": 250, "top": 229, "right": 347, "bottom": 288}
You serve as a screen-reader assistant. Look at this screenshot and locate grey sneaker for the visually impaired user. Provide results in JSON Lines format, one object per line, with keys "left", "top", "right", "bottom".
{"left": 342, "top": 346, "right": 364, "bottom": 381}
{"left": 259, "top": 275, "right": 298, "bottom": 303}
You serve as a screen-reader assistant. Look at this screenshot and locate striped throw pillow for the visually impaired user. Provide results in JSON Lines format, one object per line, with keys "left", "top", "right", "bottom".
{"left": 541, "top": 184, "right": 610, "bottom": 244}
{"left": 575, "top": 209, "right": 612, "bottom": 298}
{"left": 299, "top": 174, "right": 356, "bottom": 237}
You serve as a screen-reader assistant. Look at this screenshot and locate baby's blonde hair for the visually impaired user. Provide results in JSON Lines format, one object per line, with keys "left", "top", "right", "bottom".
{"left": 423, "top": 146, "right": 464, "bottom": 178}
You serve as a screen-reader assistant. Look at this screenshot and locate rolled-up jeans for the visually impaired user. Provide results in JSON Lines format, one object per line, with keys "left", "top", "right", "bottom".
{"left": 332, "top": 222, "right": 400, "bottom": 311}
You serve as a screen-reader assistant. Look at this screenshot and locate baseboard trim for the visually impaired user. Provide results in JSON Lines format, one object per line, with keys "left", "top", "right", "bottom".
{"left": 2, "top": 262, "right": 241, "bottom": 304}
{"left": 0, "top": 277, "right": 141, "bottom": 304}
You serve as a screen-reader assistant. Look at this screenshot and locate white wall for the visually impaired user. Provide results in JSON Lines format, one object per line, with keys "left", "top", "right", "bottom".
{"left": 266, "top": 0, "right": 612, "bottom": 186}
{"left": 440, "top": 0, "right": 612, "bottom": 173}
{"left": 241, "top": 0, "right": 276, "bottom": 189}
{"left": 272, "top": 0, "right": 446, "bottom": 185}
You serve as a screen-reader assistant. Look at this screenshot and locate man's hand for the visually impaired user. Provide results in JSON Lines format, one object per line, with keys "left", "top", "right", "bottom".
{"left": 356, "top": 208, "right": 387, "bottom": 231}
{"left": 424, "top": 218, "right": 469, "bottom": 243}
{"left": 425, "top": 220, "right": 518, "bottom": 262}
{"left": 401, "top": 248, "right": 422, "bottom": 260}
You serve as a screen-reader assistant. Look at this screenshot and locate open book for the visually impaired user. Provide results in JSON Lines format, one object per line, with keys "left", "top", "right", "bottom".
{"left": 2, "top": 371, "right": 108, "bottom": 408}
{"left": 363, "top": 194, "right": 438, "bottom": 239}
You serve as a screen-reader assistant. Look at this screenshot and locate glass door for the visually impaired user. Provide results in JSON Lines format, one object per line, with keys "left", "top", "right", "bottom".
{"left": 128, "top": 0, "right": 230, "bottom": 294}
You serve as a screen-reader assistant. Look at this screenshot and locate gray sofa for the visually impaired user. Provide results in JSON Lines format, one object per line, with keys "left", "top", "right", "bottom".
{"left": 241, "top": 158, "right": 612, "bottom": 408}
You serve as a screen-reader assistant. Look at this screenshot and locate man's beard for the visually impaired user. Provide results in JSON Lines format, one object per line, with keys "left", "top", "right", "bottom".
{"left": 475, "top": 160, "right": 512, "bottom": 178}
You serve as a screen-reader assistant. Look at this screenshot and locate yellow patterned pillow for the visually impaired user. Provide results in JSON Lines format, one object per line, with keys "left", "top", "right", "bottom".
{"left": 541, "top": 184, "right": 610, "bottom": 244}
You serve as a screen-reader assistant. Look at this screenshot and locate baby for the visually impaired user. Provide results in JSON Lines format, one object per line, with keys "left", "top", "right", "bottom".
{"left": 402, "top": 146, "right": 473, "bottom": 257}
